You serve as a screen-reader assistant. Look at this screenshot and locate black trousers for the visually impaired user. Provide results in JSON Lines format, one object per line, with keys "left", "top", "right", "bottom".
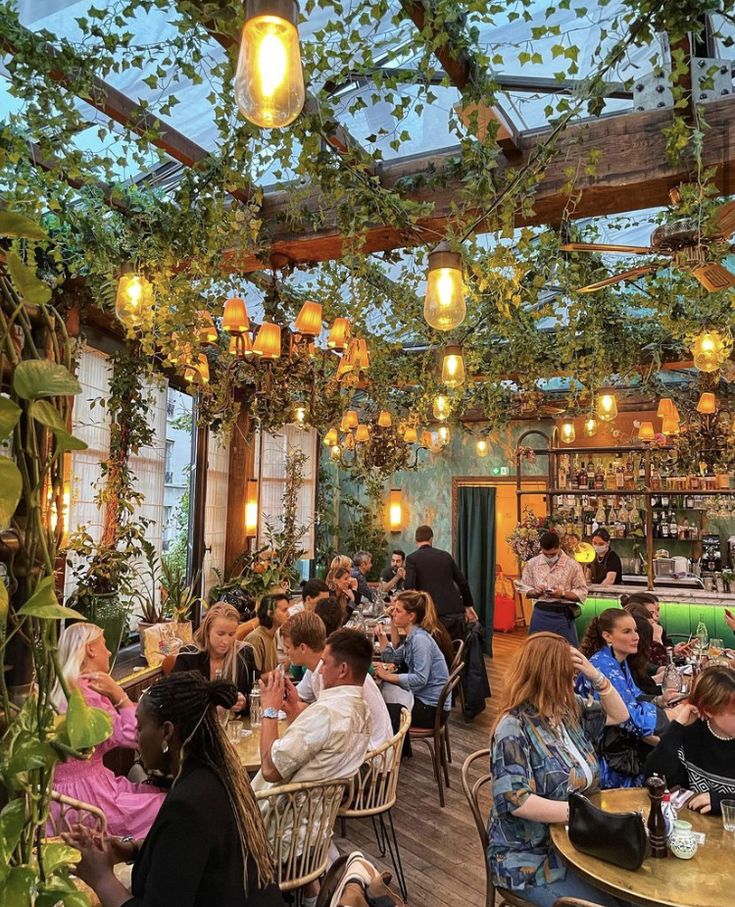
{"left": 411, "top": 698, "right": 438, "bottom": 729}
{"left": 440, "top": 612, "right": 466, "bottom": 642}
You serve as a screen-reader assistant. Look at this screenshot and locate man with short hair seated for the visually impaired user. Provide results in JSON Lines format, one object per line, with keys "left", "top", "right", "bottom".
{"left": 253, "top": 629, "right": 373, "bottom": 907}
{"left": 281, "top": 612, "right": 393, "bottom": 752}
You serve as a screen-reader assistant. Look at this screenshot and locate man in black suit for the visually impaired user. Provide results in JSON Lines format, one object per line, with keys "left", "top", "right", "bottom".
{"left": 404, "top": 525, "right": 478, "bottom": 639}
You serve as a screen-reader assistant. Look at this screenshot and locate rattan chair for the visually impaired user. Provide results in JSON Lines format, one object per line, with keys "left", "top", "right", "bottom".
{"left": 461, "top": 749, "right": 534, "bottom": 907}
{"left": 408, "top": 662, "right": 463, "bottom": 808}
{"left": 338, "top": 708, "right": 411, "bottom": 899}
{"left": 553, "top": 900, "right": 608, "bottom": 906}
{"left": 255, "top": 777, "right": 350, "bottom": 893}
{"left": 49, "top": 791, "right": 107, "bottom": 836}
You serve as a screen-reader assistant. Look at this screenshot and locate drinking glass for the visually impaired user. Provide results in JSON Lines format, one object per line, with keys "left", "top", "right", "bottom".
{"left": 227, "top": 721, "right": 242, "bottom": 745}
{"left": 721, "top": 800, "right": 735, "bottom": 832}
{"left": 709, "top": 638, "right": 724, "bottom": 658}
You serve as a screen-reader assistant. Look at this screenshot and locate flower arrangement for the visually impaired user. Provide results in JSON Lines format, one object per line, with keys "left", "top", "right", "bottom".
{"left": 507, "top": 509, "right": 544, "bottom": 561}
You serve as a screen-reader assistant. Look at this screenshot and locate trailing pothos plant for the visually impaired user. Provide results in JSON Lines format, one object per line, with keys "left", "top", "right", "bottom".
{"left": 0, "top": 210, "right": 112, "bottom": 906}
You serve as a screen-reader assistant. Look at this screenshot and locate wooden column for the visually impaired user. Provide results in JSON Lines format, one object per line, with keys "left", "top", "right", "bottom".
{"left": 224, "top": 407, "right": 256, "bottom": 575}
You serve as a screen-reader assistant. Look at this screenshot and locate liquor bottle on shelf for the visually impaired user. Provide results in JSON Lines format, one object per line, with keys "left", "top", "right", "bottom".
{"left": 669, "top": 511, "right": 678, "bottom": 539}
{"left": 594, "top": 460, "right": 605, "bottom": 491}
{"left": 650, "top": 458, "right": 661, "bottom": 491}
{"left": 660, "top": 490, "right": 670, "bottom": 509}
{"left": 638, "top": 455, "right": 646, "bottom": 484}
{"left": 559, "top": 454, "right": 570, "bottom": 490}
{"left": 571, "top": 455, "right": 580, "bottom": 490}
{"left": 624, "top": 454, "right": 635, "bottom": 490}
{"left": 586, "top": 460, "right": 595, "bottom": 490}
{"left": 660, "top": 514, "right": 669, "bottom": 538}
{"left": 685, "top": 492, "right": 695, "bottom": 510}
{"left": 603, "top": 462, "right": 615, "bottom": 491}
{"left": 594, "top": 502, "right": 607, "bottom": 528}
{"left": 577, "top": 458, "right": 587, "bottom": 491}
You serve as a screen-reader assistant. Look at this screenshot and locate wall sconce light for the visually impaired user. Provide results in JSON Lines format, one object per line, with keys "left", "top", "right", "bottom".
{"left": 223, "top": 296, "right": 250, "bottom": 334}
{"left": 293, "top": 404, "right": 306, "bottom": 424}
{"left": 245, "top": 479, "right": 259, "bottom": 537}
{"left": 355, "top": 423, "right": 371, "bottom": 443}
{"left": 323, "top": 428, "right": 338, "bottom": 446}
{"left": 476, "top": 438, "right": 489, "bottom": 457}
{"left": 403, "top": 427, "right": 418, "bottom": 443}
{"left": 234, "top": 0, "right": 305, "bottom": 129}
{"left": 388, "top": 488, "right": 403, "bottom": 532}
{"left": 432, "top": 394, "right": 449, "bottom": 421}
{"left": 340, "top": 410, "right": 359, "bottom": 431}
{"left": 661, "top": 416, "right": 681, "bottom": 436}
{"left": 595, "top": 392, "right": 618, "bottom": 422}
{"left": 560, "top": 421, "right": 576, "bottom": 444}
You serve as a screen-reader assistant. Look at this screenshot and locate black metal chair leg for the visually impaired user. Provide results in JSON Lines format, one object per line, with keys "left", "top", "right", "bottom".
{"left": 371, "top": 813, "right": 387, "bottom": 857}
{"left": 380, "top": 811, "right": 408, "bottom": 901}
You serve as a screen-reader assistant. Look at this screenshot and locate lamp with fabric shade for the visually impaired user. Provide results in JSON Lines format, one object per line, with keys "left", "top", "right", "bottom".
{"left": 638, "top": 421, "right": 655, "bottom": 441}
{"left": 403, "top": 427, "right": 418, "bottom": 444}
{"left": 222, "top": 296, "right": 250, "bottom": 334}
{"left": 197, "top": 312, "right": 218, "bottom": 345}
{"left": 253, "top": 322, "right": 281, "bottom": 359}
{"left": 327, "top": 317, "right": 350, "bottom": 351}
{"left": 294, "top": 300, "right": 322, "bottom": 337}
{"left": 340, "top": 410, "right": 359, "bottom": 431}
{"left": 697, "top": 392, "right": 717, "bottom": 414}
{"left": 323, "top": 428, "right": 338, "bottom": 446}
{"left": 377, "top": 410, "right": 392, "bottom": 428}
{"left": 355, "top": 424, "right": 370, "bottom": 443}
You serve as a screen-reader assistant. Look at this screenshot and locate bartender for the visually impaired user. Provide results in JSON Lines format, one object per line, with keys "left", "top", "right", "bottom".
{"left": 589, "top": 528, "right": 622, "bottom": 586}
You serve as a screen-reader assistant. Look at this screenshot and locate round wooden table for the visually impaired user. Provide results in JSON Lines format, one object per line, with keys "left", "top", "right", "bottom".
{"left": 231, "top": 717, "right": 288, "bottom": 772}
{"left": 550, "top": 788, "right": 735, "bottom": 907}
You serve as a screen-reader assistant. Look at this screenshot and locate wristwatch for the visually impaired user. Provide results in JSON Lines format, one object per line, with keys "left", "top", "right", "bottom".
{"left": 262, "top": 707, "right": 280, "bottom": 720}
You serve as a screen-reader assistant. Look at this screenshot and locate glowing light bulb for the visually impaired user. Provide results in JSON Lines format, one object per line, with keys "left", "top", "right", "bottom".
{"left": 258, "top": 31, "right": 288, "bottom": 98}
{"left": 424, "top": 244, "right": 466, "bottom": 331}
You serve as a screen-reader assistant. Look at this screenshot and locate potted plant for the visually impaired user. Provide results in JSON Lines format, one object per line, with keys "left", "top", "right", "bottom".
{"left": 161, "top": 556, "right": 198, "bottom": 644}
{"left": 722, "top": 569, "right": 735, "bottom": 594}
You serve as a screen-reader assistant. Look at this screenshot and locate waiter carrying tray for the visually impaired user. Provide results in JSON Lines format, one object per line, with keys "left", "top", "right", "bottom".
{"left": 519, "top": 530, "right": 587, "bottom": 645}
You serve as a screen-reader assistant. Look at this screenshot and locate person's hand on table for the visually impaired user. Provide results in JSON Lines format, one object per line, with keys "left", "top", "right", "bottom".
{"left": 374, "top": 663, "right": 397, "bottom": 684}
{"left": 231, "top": 692, "right": 247, "bottom": 713}
{"left": 259, "top": 671, "right": 285, "bottom": 712}
{"left": 674, "top": 640, "right": 694, "bottom": 658}
{"left": 465, "top": 606, "right": 478, "bottom": 623}
{"left": 61, "top": 824, "right": 116, "bottom": 886}
{"left": 688, "top": 791, "right": 712, "bottom": 814}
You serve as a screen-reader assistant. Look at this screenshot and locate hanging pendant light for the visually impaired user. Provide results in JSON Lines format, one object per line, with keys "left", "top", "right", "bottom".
{"left": 583, "top": 416, "right": 598, "bottom": 437}
{"left": 253, "top": 322, "right": 281, "bottom": 359}
{"left": 441, "top": 344, "right": 465, "bottom": 388}
{"left": 432, "top": 394, "right": 449, "bottom": 421}
{"left": 560, "top": 421, "right": 576, "bottom": 444}
{"left": 327, "top": 317, "right": 350, "bottom": 351}
{"left": 638, "top": 421, "right": 655, "bottom": 441}
{"left": 234, "top": 0, "right": 305, "bottom": 129}
{"left": 437, "top": 425, "right": 451, "bottom": 445}
{"left": 424, "top": 242, "right": 466, "bottom": 331}
{"left": 421, "top": 430, "right": 433, "bottom": 449}
{"left": 661, "top": 416, "right": 681, "bottom": 436}
{"left": 323, "top": 428, "right": 338, "bottom": 446}
{"left": 355, "top": 424, "right": 371, "bottom": 443}
{"left": 595, "top": 392, "right": 618, "bottom": 422}
{"left": 377, "top": 410, "right": 392, "bottom": 428}
{"left": 294, "top": 300, "right": 322, "bottom": 337}
{"left": 223, "top": 296, "right": 250, "bottom": 334}
{"left": 692, "top": 330, "right": 727, "bottom": 372}
{"left": 403, "top": 427, "right": 418, "bottom": 444}
{"left": 476, "top": 438, "right": 489, "bottom": 457}
{"left": 115, "top": 265, "right": 153, "bottom": 329}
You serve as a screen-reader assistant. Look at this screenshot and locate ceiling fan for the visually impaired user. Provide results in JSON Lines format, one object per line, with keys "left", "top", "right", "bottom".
{"left": 561, "top": 199, "right": 735, "bottom": 294}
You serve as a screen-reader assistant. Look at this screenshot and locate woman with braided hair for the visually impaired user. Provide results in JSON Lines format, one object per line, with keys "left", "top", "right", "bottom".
{"left": 64, "top": 671, "right": 282, "bottom": 907}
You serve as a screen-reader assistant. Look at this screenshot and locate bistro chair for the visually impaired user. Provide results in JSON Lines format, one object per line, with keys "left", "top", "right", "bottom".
{"left": 338, "top": 708, "right": 411, "bottom": 900}
{"left": 460, "top": 749, "right": 534, "bottom": 907}
{"left": 255, "top": 777, "right": 350, "bottom": 894}
{"left": 449, "top": 637, "right": 466, "bottom": 738}
{"left": 49, "top": 791, "right": 107, "bottom": 836}
{"left": 408, "top": 662, "right": 463, "bottom": 808}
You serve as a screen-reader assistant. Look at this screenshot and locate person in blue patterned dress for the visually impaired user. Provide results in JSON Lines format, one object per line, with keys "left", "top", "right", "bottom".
{"left": 488, "top": 632, "right": 631, "bottom": 907}
{"left": 578, "top": 608, "right": 672, "bottom": 788}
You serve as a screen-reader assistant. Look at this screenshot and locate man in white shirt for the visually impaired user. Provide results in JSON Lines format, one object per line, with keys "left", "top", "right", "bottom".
{"left": 281, "top": 613, "right": 393, "bottom": 751}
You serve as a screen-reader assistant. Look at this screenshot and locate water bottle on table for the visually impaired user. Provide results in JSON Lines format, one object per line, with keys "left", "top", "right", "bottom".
{"left": 250, "top": 682, "right": 261, "bottom": 728}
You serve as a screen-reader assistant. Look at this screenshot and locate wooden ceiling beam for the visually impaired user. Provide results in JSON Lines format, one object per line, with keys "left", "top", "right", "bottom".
{"left": 399, "top": 0, "right": 521, "bottom": 156}
{"left": 1, "top": 25, "right": 253, "bottom": 204}
{"left": 224, "top": 94, "right": 735, "bottom": 270}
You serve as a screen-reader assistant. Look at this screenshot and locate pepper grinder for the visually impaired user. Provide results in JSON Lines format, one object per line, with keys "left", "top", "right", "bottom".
{"left": 646, "top": 774, "right": 668, "bottom": 858}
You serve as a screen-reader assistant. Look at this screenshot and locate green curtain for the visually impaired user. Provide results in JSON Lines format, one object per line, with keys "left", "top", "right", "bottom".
{"left": 456, "top": 485, "right": 496, "bottom": 655}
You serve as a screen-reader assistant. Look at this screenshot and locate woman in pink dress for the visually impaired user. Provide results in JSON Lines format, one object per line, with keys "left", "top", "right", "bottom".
{"left": 50, "top": 623, "right": 165, "bottom": 837}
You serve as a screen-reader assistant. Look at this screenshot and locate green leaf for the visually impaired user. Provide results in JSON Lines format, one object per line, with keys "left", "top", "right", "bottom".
{"left": 0, "top": 458, "right": 22, "bottom": 530}
{"left": 65, "top": 688, "right": 113, "bottom": 750}
{"left": 13, "top": 361, "right": 81, "bottom": 401}
{"left": 0, "top": 799, "right": 25, "bottom": 864}
{"left": 0, "top": 866, "right": 36, "bottom": 905}
{"left": 40, "top": 842, "right": 81, "bottom": 874}
{"left": 16, "top": 576, "right": 84, "bottom": 620}
{"left": 29, "top": 401, "right": 87, "bottom": 451}
{"left": 7, "top": 252, "right": 52, "bottom": 306}
{"left": 0, "top": 397, "right": 21, "bottom": 443}
{"left": 0, "top": 582, "right": 7, "bottom": 629}
{"left": 0, "top": 211, "right": 47, "bottom": 239}
{"left": 37, "top": 886, "right": 90, "bottom": 907}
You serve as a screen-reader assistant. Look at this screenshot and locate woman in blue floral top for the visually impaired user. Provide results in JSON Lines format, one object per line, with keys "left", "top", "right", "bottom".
{"left": 578, "top": 608, "right": 672, "bottom": 788}
{"left": 488, "top": 632, "right": 630, "bottom": 907}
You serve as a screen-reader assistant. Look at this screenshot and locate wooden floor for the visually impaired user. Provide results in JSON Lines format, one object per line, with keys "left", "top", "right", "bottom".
{"left": 334, "top": 629, "right": 526, "bottom": 907}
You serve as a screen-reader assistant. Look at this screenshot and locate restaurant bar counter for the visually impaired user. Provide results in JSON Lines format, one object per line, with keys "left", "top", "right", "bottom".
{"left": 582, "top": 583, "right": 735, "bottom": 644}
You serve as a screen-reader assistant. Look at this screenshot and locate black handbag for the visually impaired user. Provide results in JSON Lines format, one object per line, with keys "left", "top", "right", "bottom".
{"left": 568, "top": 790, "right": 647, "bottom": 871}
{"left": 601, "top": 725, "right": 645, "bottom": 776}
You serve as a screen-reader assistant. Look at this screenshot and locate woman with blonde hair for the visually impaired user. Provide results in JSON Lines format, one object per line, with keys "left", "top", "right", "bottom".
{"left": 487, "top": 632, "right": 629, "bottom": 907}
{"left": 173, "top": 602, "right": 257, "bottom": 711}
{"left": 326, "top": 565, "right": 357, "bottom": 624}
{"left": 50, "top": 623, "right": 165, "bottom": 838}
{"left": 374, "top": 590, "right": 452, "bottom": 728}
